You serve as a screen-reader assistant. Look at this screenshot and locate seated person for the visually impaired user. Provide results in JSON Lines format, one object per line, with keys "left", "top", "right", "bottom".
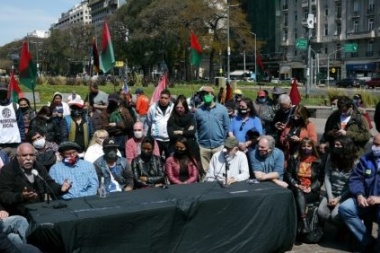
{"left": 248, "top": 135, "right": 287, "bottom": 188}
{"left": 49, "top": 142, "right": 98, "bottom": 199}
{"left": 93, "top": 138, "right": 134, "bottom": 192}
{"left": 204, "top": 137, "right": 250, "bottom": 184}
{"left": 0, "top": 143, "right": 71, "bottom": 216}
{"left": 284, "top": 138, "right": 322, "bottom": 234}
{"left": 84, "top": 130, "right": 122, "bottom": 163}
{"left": 0, "top": 150, "right": 9, "bottom": 169}
{"left": 165, "top": 137, "right": 199, "bottom": 184}
{"left": 0, "top": 204, "right": 29, "bottom": 245}
{"left": 339, "top": 134, "right": 380, "bottom": 252}
{"left": 27, "top": 128, "right": 59, "bottom": 171}
{"left": 131, "top": 136, "right": 165, "bottom": 188}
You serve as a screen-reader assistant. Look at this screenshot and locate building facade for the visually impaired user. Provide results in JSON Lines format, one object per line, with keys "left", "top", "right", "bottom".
{"left": 53, "top": 0, "right": 92, "bottom": 30}
{"left": 279, "top": 0, "right": 380, "bottom": 82}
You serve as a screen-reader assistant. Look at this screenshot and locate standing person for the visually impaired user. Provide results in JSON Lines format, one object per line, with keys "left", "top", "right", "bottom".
{"left": 135, "top": 88, "right": 149, "bottom": 124}
{"left": 339, "top": 134, "right": 380, "bottom": 253}
{"left": 167, "top": 95, "right": 199, "bottom": 161}
{"left": 233, "top": 89, "right": 243, "bottom": 109}
{"left": 93, "top": 138, "right": 134, "bottom": 192}
{"left": 145, "top": 89, "right": 174, "bottom": 159}
{"left": 194, "top": 86, "right": 229, "bottom": 175}
{"left": 131, "top": 136, "right": 165, "bottom": 188}
{"left": 375, "top": 100, "right": 380, "bottom": 133}
{"left": 49, "top": 142, "right": 98, "bottom": 199}
{"left": 29, "top": 106, "right": 61, "bottom": 145}
{"left": 229, "top": 97, "right": 263, "bottom": 152}
{"left": 49, "top": 92, "right": 70, "bottom": 124}
{"left": 272, "top": 94, "right": 295, "bottom": 146}
{"left": 0, "top": 83, "right": 25, "bottom": 158}
{"left": 224, "top": 100, "right": 236, "bottom": 122}
{"left": 18, "top": 97, "right": 35, "bottom": 135}
{"left": 253, "top": 90, "right": 275, "bottom": 134}
{"left": 352, "top": 94, "right": 373, "bottom": 130}
{"left": 284, "top": 138, "right": 322, "bottom": 234}
{"left": 125, "top": 122, "right": 160, "bottom": 164}
{"left": 86, "top": 83, "right": 108, "bottom": 112}
{"left": 0, "top": 143, "right": 71, "bottom": 216}
{"left": 318, "top": 136, "right": 355, "bottom": 225}
{"left": 165, "top": 137, "right": 199, "bottom": 185}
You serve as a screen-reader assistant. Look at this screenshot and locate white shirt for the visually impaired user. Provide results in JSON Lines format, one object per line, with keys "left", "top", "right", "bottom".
{"left": 84, "top": 143, "right": 122, "bottom": 164}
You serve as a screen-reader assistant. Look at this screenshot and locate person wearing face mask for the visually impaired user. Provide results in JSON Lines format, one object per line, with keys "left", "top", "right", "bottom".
{"left": 254, "top": 90, "right": 275, "bottom": 135}
{"left": 319, "top": 96, "right": 371, "bottom": 157}
{"left": 248, "top": 135, "right": 287, "bottom": 188}
{"left": 93, "top": 138, "right": 134, "bottom": 192}
{"left": 272, "top": 94, "right": 295, "bottom": 147}
{"left": 279, "top": 104, "right": 317, "bottom": 168}
{"left": 84, "top": 130, "right": 122, "bottom": 163}
{"left": 224, "top": 100, "right": 236, "bottom": 122}
{"left": 60, "top": 100, "right": 93, "bottom": 155}
{"left": 0, "top": 83, "right": 25, "bottom": 159}
{"left": 27, "top": 128, "right": 59, "bottom": 172}
{"left": 125, "top": 122, "right": 160, "bottom": 164}
{"left": 204, "top": 137, "right": 249, "bottom": 184}
{"left": 352, "top": 94, "right": 373, "bottom": 130}
{"left": 318, "top": 136, "right": 355, "bottom": 226}
{"left": 131, "top": 136, "right": 165, "bottom": 189}
{"left": 165, "top": 137, "right": 199, "bottom": 184}
{"left": 18, "top": 97, "right": 35, "bottom": 135}
{"left": 339, "top": 134, "right": 380, "bottom": 253}
{"left": 228, "top": 97, "right": 263, "bottom": 152}
{"left": 48, "top": 92, "right": 70, "bottom": 124}
{"left": 29, "top": 106, "right": 61, "bottom": 145}
{"left": 49, "top": 141, "right": 98, "bottom": 199}
{"left": 285, "top": 138, "right": 322, "bottom": 235}
{"left": 233, "top": 89, "right": 243, "bottom": 109}
{"left": 194, "top": 86, "right": 229, "bottom": 178}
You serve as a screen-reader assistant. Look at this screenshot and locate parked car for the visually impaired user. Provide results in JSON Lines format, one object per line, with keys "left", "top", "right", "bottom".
{"left": 335, "top": 78, "right": 364, "bottom": 88}
{"left": 365, "top": 78, "right": 380, "bottom": 89}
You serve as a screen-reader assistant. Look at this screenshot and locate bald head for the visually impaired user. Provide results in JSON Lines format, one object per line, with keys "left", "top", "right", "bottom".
{"left": 133, "top": 121, "right": 144, "bottom": 139}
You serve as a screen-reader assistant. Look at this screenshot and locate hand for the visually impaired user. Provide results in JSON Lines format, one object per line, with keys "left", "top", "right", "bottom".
{"left": 357, "top": 195, "right": 369, "bottom": 208}
{"left": 367, "top": 196, "right": 380, "bottom": 206}
{"left": 227, "top": 177, "right": 237, "bottom": 185}
{"left": 274, "top": 180, "right": 288, "bottom": 188}
{"left": 61, "top": 179, "right": 72, "bottom": 192}
{"left": 302, "top": 187, "right": 311, "bottom": 193}
{"left": 255, "top": 172, "right": 267, "bottom": 181}
{"left": 328, "top": 198, "right": 339, "bottom": 207}
{"left": 318, "top": 143, "right": 327, "bottom": 153}
{"left": 275, "top": 122, "right": 285, "bottom": 131}
{"left": 108, "top": 122, "right": 116, "bottom": 127}
{"left": 335, "top": 129, "right": 347, "bottom": 136}
{"left": 22, "top": 187, "right": 38, "bottom": 201}
{"left": 0, "top": 210, "right": 9, "bottom": 219}
{"left": 290, "top": 136, "right": 300, "bottom": 142}
{"left": 139, "top": 176, "right": 148, "bottom": 182}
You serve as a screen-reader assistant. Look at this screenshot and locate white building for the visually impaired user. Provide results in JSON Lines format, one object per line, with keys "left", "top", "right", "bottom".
{"left": 53, "top": 0, "right": 92, "bottom": 30}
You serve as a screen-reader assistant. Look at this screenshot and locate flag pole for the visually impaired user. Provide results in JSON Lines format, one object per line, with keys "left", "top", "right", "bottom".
{"left": 31, "top": 79, "right": 37, "bottom": 112}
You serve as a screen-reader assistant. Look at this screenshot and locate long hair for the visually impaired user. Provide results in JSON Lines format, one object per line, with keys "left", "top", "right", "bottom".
{"left": 37, "top": 106, "right": 52, "bottom": 117}
{"left": 240, "top": 97, "right": 257, "bottom": 118}
{"left": 295, "top": 137, "right": 319, "bottom": 159}
{"left": 173, "top": 136, "right": 197, "bottom": 165}
{"left": 170, "top": 95, "right": 190, "bottom": 120}
{"left": 89, "top": 130, "right": 109, "bottom": 146}
{"left": 330, "top": 136, "right": 356, "bottom": 172}
{"left": 291, "top": 104, "right": 309, "bottom": 127}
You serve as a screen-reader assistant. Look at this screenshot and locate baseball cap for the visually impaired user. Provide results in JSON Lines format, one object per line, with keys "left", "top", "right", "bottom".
{"left": 199, "top": 86, "right": 215, "bottom": 94}
{"left": 224, "top": 137, "right": 239, "bottom": 149}
{"left": 135, "top": 88, "right": 144, "bottom": 94}
{"left": 103, "top": 138, "right": 119, "bottom": 148}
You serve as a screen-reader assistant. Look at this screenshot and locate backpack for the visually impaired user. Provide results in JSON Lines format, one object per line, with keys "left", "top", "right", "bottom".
{"left": 304, "top": 205, "right": 324, "bottom": 244}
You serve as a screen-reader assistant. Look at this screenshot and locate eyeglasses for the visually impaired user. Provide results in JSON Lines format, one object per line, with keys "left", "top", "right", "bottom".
{"left": 239, "top": 121, "right": 246, "bottom": 131}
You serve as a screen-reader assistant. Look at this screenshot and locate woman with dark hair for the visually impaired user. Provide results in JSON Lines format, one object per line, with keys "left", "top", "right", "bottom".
{"left": 49, "top": 92, "right": 70, "bottom": 124}
{"left": 131, "top": 136, "right": 165, "bottom": 188}
{"left": 228, "top": 97, "right": 263, "bottom": 152}
{"left": 165, "top": 137, "right": 199, "bottom": 184}
{"left": 167, "top": 94, "right": 199, "bottom": 160}
{"left": 285, "top": 137, "right": 322, "bottom": 234}
{"left": 318, "top": 136, "right": 355, "bottom": 224}
{"left": 279, "top": 104, "right": 317, "bottom": 167}
{"left": 18, "top": 97, "right": 35, "bottom": 134}
{"left": 29, "top": 106, "right": 61, "bottom": 144}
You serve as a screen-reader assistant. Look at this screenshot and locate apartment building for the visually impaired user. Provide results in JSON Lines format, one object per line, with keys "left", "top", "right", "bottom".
{"left": 53, "top": 0, "right": 92, "bottom": 30}
{"left": 279, "top": 0, "right": 380, "bottom": 81}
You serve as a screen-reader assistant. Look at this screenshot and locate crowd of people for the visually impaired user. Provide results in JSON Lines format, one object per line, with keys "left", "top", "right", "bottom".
{"left": 0, "top": 80, "right": 380, "bottom": 252}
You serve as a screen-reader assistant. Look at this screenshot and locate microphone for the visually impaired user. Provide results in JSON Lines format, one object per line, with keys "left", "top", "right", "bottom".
{"left": 222, "top": 149, "right": 230, "bottom": 186}
{"left": 32, "top": 169, "right": 67, "bottom": 209}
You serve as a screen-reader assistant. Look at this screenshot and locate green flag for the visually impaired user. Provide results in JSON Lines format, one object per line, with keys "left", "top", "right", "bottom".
{"left": 99, "top": 21, "right": 115, "bottom": 73}
{"left": 19, "top": 41, "right": 37, "bottom": 90}
{"left": 190, "top": 31, "right": 203, "bottom": 66}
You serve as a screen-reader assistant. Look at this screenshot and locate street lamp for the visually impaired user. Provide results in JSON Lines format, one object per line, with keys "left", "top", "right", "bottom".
{"left": 226, "top": 1, "right": 240, "bottom": 81}
{"left": 327, "top": 48, "right": 342, "bottom": 87}
{"left": 250, "top": 32, "right": 257, "bottom": 83}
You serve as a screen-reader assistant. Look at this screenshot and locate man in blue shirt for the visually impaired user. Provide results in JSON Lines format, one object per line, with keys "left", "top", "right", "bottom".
{"left": 194, "top": 86, "right": 229, "bottom": 177}
{"left": 49, "top": 141, "right": 98, "bottom": 199}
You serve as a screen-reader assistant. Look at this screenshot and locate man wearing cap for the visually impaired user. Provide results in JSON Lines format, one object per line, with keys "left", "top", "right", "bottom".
{"left": 93, "top": 138, "right": 134, "bottom": 192}
{"left": 49, "top": 141, "right": 98, "bottom": 199}
{"left": 204, "top": 137, "right": 249, "bottom": 184}
{"left": 145, "top": 89, "right": 174, "bottom": 159}
{"left": 233, "top": 89, "right": 243, "bottom": 109}
{"left": 60, "top": 100, "right": 93, "bottom": 153}
{"left": 0, "top": 143, "right": 71, "bottom": 216}
{"left": 254, "top": 90, "right": 275, "bottom": 134}
{"left": 0, "top": 83, "right": 25, "bottom": 158}
{"left": 135, "top": 88, "right": 149, "bottom": 124}
{"left": 194, "top": 86, "right": 229, "bottom": 176}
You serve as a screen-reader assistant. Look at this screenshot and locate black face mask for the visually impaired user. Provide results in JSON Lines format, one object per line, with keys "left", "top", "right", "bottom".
{"left": 290, "top": 118, "right": 301, "bottom": 126}
{"left": 140, "top": 151, "right": 152, "bottom": 160}
{"left": 71, "top": 109, "right": 82, "bottom": 117}
{"left": 331, "top": 147, "right": 343, "bottom": 156}
{"left": 0, "top": 92, "right": 7, "bottom": 101}
{"left": 104, "top": 149, "right": 117, "bottom": 160}
{"left": 238, "top": 109, "right": 248, "bottom": 115}
{"left": 20, "top": 107, "right": 29, "bottom": 112}
{"left": 174, "top": 150, "right": 186, "bottom": 158}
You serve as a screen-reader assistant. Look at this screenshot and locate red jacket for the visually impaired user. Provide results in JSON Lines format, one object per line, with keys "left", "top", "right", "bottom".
{"left": 165, "top": 156, "right": 199, "bottom": 184}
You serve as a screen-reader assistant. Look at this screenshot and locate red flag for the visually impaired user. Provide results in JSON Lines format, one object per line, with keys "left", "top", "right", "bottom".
{"left": 289, "top": 78, "right": 301, "bottom": 105}
{"left": 256, "top": 54, "right": 265, "bottom": 72}
{"left": 190, "top": 31, "right": 203, "bottom": 66}
{"left": 19, "top": 41, "right": 37, "bottom": 90}
{"left": 8, "top": 71, "right": 24, "bottom": 102}
{"left": 92, "top": 38, "right": 99, "bottom": 74}
{"left": 150, "top": 72, "right": 168, "bottom": 105}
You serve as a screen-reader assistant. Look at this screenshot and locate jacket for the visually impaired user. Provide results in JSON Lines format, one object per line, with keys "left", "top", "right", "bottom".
{"left": 349, "top": 152, "right": 380, "bottom": 198}
{"left": 165, "top": 156, "right": 199, "bottom": 184}
{"left": 131, "top": 155, "right": 165, "bottom": 188}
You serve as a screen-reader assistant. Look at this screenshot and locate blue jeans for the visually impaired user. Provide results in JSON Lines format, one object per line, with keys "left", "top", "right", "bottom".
{"left": 0, "top": 216, "right": 29, "bottom": 244}
{"left": 338, "top": 198, "right": 377, "bottom": 246}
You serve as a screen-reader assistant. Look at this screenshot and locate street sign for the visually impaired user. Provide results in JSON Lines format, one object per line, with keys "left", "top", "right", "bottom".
{"left": 343, "top": 43, "right": 358, "bottom": 53}
{"left": 115, "top": 61, "right": 124, "bottom": 67}
{"left": 296, "top": 38, "right": 308, "bottom": 50}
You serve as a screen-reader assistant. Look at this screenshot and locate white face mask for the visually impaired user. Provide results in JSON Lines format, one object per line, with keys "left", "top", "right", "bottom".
{"left": 33, "top": 138, "right": 46, "bottom": 149}
{"left": 134, "top": 131, "right": 143, "bottom": 139}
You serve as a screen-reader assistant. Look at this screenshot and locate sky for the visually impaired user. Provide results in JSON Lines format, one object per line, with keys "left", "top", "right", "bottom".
{"left": 0, "top": 0, "right": 79, "bottom": 47}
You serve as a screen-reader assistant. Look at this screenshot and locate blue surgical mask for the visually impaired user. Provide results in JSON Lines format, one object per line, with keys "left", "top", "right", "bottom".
{"left": 258, "top": 98, "right": 266, "bottom": 104}
{"left": 353, "top": 99, "right": 359, "bottom": 106}
{"left": 372, "top": 146, "right": 380, "bottom": 157}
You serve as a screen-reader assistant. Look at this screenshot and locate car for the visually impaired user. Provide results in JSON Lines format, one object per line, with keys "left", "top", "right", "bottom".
{"left": 365, "top": 78, "right": 380, "bottom": 89}
{"left": 335, "top": 78, "right": 364, "bottom": 88}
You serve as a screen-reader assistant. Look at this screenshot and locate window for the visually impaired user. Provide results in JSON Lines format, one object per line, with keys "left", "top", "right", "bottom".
{"left": 353, "top": 20, "right": 359, "bottom": 33}
{"left": 325, "top": 8, "right": 328, "bottom": 16}
{"left": 283, "top": 30, "right": 288, "bottom": 42}
{"left": 294, "top": 28, "right": 298, "bottom": 39}
{"left": 337, "top": 23, "right": 341, "bottom": 36}
{"left": 295, "top": 11, "right": 297, "bottom": 21}
{"left": 325, "top": 47, "right": 328, "bottom": 54}
{"left": 368, "top": 18, "right": 374, "bottom": 31}
{"left": 325, "top": 24, "right": 328, "bottom": 36}
{"left": 284, "top": 13, "right": 288, "bottom": 26}
{"left": 336, "top": 3, "right": 341, "bottom": 18}
{"left": 353, "top": 0, "right": 359, "bottom": 12}
{"left": 369, "top": 0, "right": 374, "bottom": 11}
{"left": 368, "top": 41, "right": 373, "bottom": 53}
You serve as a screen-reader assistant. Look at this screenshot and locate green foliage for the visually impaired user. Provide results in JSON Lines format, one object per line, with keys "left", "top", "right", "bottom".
{"left": 327, "top": 88, "right": 380, "bottom": 106}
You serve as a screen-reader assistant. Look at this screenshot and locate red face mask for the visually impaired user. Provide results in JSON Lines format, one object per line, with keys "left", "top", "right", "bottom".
{"left": 63, "top": 156, "right": 77, "bottom": 166}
